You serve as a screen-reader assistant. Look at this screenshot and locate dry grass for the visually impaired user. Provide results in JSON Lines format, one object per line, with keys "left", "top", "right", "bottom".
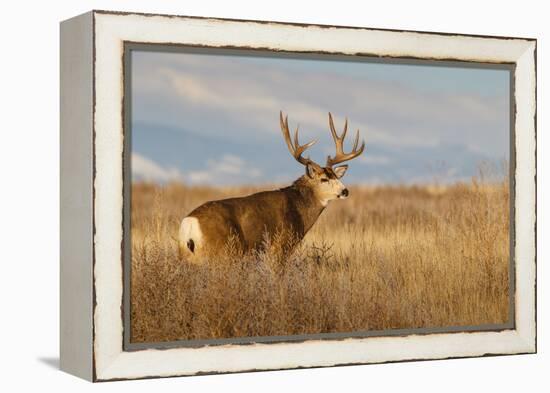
{"left": 130, "top": 176, "right": 510, "bottom": 343}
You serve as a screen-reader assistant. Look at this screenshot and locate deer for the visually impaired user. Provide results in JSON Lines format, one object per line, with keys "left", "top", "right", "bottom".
{"left": 178, "top": 111, "right": 365, "bottom": 262}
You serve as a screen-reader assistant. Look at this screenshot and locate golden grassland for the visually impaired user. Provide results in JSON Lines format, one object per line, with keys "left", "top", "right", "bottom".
{"left": 130, "top": 176, "right": 510, "bottom": 343}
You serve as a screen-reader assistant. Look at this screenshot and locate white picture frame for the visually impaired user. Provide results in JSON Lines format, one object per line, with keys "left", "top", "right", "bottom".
{"left": 60, "top": 10, "right": 536, "bottom": 382}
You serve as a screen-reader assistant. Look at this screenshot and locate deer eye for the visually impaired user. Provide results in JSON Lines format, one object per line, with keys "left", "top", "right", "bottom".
{"left": 320, "top": 178, "right": 329, "bottom": 183}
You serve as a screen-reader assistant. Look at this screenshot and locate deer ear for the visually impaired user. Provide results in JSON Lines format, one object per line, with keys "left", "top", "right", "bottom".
{"left": 306, "top": 163, "right": 321, "bottom": 178}
{"left": 333, "top": 165, "right": 348, "bottom": 178}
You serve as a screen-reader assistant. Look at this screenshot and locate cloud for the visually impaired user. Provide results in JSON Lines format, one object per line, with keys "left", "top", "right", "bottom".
{"left": 132, "top": 152, "right": 264, "bottom": 185}
{"left": 187, "top": 154, "right": 262, "bottom": 185}
{"left": 359, "top": 154, "right": 391, "bottom": 166}
{"left": 132, "top": 51, "right": 508, "bottom": 157}
{"left": 132, "top": 153, "right": 182, "bottom": 182}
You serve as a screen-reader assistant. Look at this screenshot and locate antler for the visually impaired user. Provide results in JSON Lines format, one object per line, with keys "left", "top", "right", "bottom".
{"left": 326, "top": 112, "right": 365, "bottom": 167}
{"left": 279, "top": 111, "right": 320, "bottom": 168}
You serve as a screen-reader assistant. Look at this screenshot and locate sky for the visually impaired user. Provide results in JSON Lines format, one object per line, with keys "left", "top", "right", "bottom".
{"left": 131, "top": 48, "right": 510, "bottom": 186}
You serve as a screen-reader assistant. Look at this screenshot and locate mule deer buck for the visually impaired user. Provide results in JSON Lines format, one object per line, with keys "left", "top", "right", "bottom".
{"left": 178, "top": 111, "right": 365, "bottom": 261}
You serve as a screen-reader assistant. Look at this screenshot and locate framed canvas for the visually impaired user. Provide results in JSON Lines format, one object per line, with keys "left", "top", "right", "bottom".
{"left": 60, "top": 10, "right": 537, "bottom": 382}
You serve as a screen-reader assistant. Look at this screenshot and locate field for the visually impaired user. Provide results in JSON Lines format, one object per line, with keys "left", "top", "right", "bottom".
{"left": 130, "top": 175, "right": 510, "bottom": 344}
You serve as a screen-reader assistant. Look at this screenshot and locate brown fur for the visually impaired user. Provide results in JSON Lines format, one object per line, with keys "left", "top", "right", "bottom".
{"left": 181, "top": 174, "right": 327, "bottom": 258}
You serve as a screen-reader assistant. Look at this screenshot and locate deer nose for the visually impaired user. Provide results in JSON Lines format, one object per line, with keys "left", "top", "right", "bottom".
{"left": 341, "top": 188, "right": 349, "bottom": 197}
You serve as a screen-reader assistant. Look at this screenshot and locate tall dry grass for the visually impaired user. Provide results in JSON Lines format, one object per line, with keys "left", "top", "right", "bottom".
{"left": 130, "top": 175, "right": 510, "bottom": 343}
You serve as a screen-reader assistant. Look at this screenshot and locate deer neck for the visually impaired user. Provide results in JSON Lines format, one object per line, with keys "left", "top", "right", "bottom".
{"left": 287, "top": 178, "right": 327, "bottom": 232}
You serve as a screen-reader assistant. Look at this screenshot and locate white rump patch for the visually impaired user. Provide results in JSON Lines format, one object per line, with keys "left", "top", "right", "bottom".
{"left": 179, "top": 216, "right": 203, "bottom": 251}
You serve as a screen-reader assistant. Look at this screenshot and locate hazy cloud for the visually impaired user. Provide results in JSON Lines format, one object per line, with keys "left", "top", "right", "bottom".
{"left": 132, "top": 153, "right": 182, "bottom": 182}
{"left": 359, "top": 154, "right": 391, "bottom": 166}
{"left": 187, "top": 154, "right": 262, "bottom": 185}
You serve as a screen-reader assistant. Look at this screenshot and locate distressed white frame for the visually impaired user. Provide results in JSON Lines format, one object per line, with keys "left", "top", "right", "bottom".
{"left": 67, "top": 10, "right": 537, "bottom": 381}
